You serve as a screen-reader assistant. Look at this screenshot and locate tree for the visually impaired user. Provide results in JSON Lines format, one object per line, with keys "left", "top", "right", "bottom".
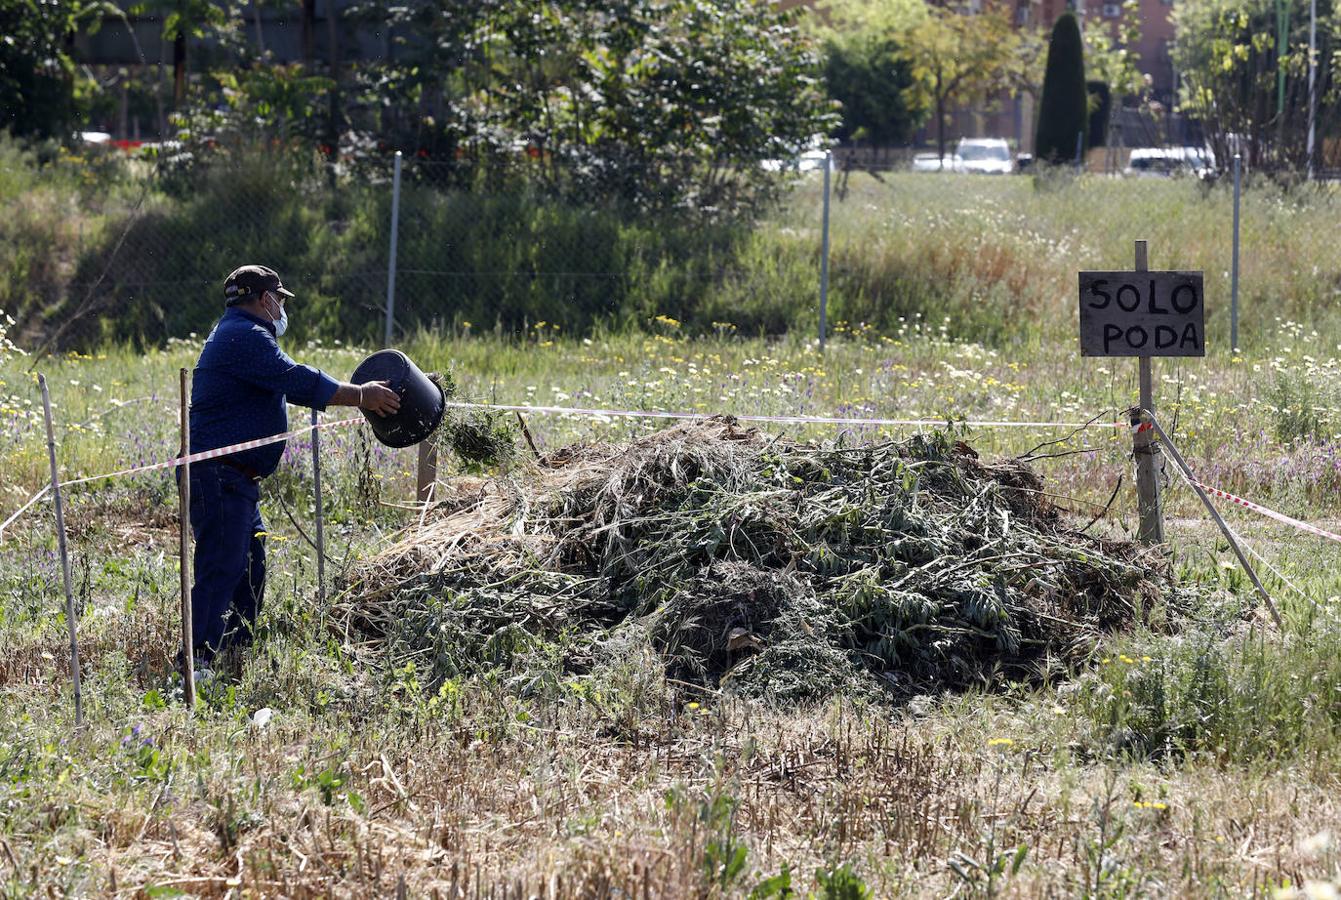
{"left": 1173, "top": 0, "right": 1339, "bottom": 172}
{"left": 902, "top": 5, "right": 1028, "bottom": 163}
{"left": 821, "top": 35, "right": 926, "bottom": 144}
{"left": 812, "top": 0, "right": 930, "bottom": 143}
{"left": 0, "top": 1, "right": 120, "bottom": 140}
{"left": 1035, "top": 12, "right": 1089, "bottom": 165}
{"left": 353, "top": 0, "right": 837, "bottom": 217}
{"left": 1087, "top": 80, "right": 1111, "bottom": 147}
{"left": 1080, "top": 0, "right": 1154, "bottom": 165}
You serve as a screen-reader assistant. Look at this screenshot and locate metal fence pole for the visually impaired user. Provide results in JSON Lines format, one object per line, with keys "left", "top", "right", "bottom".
{"left": 1231, "top": 154, "right": 1242, "bottom": 353}
{"left": 384, "top": 149, "right": 403, "bottom": 348}
{"left": 311, "top": 408, "right": 326, "bottom": 606}
{"left": 178, "top": 368, "right": 195, "bottom": 707}
{"left": 1307, "top": 0, "right": 1317, "bottom": 181}
{"left": 819, "top": 150, "right": 832, "bottom": 351}
{"left": 38, "top": 374, "right": 83, "bottom": 727}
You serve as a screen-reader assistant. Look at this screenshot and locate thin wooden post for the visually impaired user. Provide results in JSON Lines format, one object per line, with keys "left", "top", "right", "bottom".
{"left": 178, "top": 368, "right": 195, "bottom": 707}
{"left": 38, "top": 374, "right": 82, "bottom": 728}
{"left": 416, "top": 439, "right": 438, "bottom": 505}
{"left": 1133, "top": 240, "right": 1165, "bottom": 545}
{"left": 515, "top": 411, "right": 540, "bottom": 459}
{"left": 311, "top": 408, "right": 326, "bottom": 605}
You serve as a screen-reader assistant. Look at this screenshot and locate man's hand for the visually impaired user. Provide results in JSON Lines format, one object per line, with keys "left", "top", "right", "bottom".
{"left": 358, "top": 380, "right": 401, "bottom": 417}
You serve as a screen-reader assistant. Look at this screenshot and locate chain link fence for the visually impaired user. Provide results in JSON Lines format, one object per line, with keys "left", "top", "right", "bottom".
{"left": 16, "top": 137, "right": 1307, "bottom": 354}
{"left": 6, "top": 147, "right": 832, "bottom": 350}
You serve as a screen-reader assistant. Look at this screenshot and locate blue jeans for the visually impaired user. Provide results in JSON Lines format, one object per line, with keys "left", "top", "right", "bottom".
{"left": 189, "top": 464, "right": 266, "bottom": 661}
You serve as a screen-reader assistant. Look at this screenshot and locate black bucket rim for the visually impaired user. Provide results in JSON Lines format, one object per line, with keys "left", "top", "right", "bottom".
{"left": 351, "top": 349, "right": 446, "bottom": 448}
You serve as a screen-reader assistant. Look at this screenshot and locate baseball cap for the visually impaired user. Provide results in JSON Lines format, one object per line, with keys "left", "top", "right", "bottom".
{"left": 224, "top": 265, "right": 295, "bottom": 305}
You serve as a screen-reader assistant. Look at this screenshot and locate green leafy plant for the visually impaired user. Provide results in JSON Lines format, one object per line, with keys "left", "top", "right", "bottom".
{"left": 815, "top": 863, "right": 871, "bottom": 900}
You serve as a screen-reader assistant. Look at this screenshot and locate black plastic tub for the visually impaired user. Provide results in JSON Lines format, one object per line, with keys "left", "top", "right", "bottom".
{"left": 349, "top": 349, "right": 445, "bottom": 448}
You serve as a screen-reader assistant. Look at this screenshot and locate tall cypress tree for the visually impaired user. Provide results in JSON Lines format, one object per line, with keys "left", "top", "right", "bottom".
{"left": 1034, "top": 12, "right": 1088, "bottom": 165}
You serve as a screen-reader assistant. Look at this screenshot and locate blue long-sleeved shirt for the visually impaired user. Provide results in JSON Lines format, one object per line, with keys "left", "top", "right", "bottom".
{"left": 190, "top": 308, "right": 341, "bottom": 478}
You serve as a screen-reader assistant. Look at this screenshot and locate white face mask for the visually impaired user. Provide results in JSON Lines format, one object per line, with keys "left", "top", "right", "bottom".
{"left": 264, "top": 293, "right": 288, "bottom": 338}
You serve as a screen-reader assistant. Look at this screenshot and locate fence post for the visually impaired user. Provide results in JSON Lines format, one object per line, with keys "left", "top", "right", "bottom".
{"left": 311, "top": 408, "right": 326, "bottom": 606}
{"left": 1231, "top": 154, "right": 1242, "bottom": 353}
{"left": 178, "top": 368, "right": 195, "bottom": 707}
{"left": 1307, "top": 0, "right": 1317, "bottom": 181}
{"left": 819, "top": 150, "right": 832, "bottom": 351}
{"left": 416, "top": 439, "right": 438, "bottom": 506}
{"left": 38, "top": 374, "right": 83, "bottom": 727}
{"left": 1132, "top": 240, "right": 1165, "bottom": 546}
{"left": 385, "top": 149, "right": 403, "bottom": 348}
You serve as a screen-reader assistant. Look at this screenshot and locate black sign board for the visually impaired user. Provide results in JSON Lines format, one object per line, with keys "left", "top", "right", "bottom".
{"left": 1078, "top": 271, "right": 1205, "bottom": 357}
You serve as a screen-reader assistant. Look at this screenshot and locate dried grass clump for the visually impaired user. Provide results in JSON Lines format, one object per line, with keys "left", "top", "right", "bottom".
{"left": 337, "top": 418, "right": 1166, "bottom": 703}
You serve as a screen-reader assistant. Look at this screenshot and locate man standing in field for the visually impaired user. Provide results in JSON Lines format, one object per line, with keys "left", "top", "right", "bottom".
{"left": 186, "top": 265, "right": 399, "bottom": 676}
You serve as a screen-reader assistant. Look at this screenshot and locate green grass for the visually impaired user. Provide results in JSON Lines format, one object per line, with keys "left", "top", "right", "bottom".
{"left": 3, "top": 331, "right": 1341, "bottom": 895}
{"left": 3, "top": 170, "right": 1341, "bottom": 895}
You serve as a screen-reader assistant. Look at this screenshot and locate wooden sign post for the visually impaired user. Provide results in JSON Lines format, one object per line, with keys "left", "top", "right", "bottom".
{"left": 1079, "top": 240, "right": 1205, "bottom": 545}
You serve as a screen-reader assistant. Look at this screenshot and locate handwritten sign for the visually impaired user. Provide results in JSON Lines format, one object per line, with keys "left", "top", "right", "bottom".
{"left": 1078, "top": 271, "right": 1205, "bottom": 357}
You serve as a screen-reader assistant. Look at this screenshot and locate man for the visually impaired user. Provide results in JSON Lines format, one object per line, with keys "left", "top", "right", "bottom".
{"left": 187, "top": 264, "right": 399, "bottom": 674}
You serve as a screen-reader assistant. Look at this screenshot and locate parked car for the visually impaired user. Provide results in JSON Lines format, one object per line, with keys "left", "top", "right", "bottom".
{"left": 1124, "top": 147, "right": 1216, "bottom": 179}
{"left": 954, "top": 138, "right": 1014, "bottom": 174}
{"left": 911, "top": 152, "right": 958, "bottom": 172}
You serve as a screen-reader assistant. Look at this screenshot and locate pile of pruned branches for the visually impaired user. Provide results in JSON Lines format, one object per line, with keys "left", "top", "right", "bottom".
{"left": 337, "top": 418, "right": 1166, "bottom": 703}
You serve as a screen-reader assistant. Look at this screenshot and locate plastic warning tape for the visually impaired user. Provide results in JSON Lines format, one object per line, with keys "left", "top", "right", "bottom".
{"left": 2, "top": 401, "right": 1126, "bottom": 539}
{"left": 1191, "top": 480, "right": 1341, "bottom": 546}
{"left": 0, "top": 485, "right": 50, "bottom": 536}
{"left": 57, "top": 415, "right": 364, "bottom": 489}
{"left": 0, "top": 416, "right": 363, "bottom": 540}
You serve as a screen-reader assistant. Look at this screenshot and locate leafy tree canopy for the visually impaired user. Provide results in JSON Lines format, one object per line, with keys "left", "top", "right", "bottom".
{"left": 1174, "top": 0, "right": 1339, "bottom": 172}
{"left": 816, "top": 0, "right": 1034, "bottom": 159}
{"left": 812, "top": 0, "right": 929, "bottom": 143}
{"left": 0, "top": 0, "right": 121, "bottom": 140}
{"left": 346, "top": 0, "right": 837, "bottom": 217}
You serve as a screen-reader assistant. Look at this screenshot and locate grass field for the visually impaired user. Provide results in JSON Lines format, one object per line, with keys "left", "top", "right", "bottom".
{"left": 3, "top": 176, "right": 1341, "bottom": 897}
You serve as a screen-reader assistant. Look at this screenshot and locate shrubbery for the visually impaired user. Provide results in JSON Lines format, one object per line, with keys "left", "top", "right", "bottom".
{"left": 1034, "top": 12, "right": 1088, "bottom": 166}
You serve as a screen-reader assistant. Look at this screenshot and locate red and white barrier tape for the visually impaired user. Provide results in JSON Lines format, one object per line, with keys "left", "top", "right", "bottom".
{"left": 0, "top": 401, "right": 1129, "bottom": 539}
{"left": 57, "top": 414, "right": 363, "bottom": 490}
{"left": 1191, "top": 479, "right": 1341, "bottom": 546}
{"left": 0, "top": 416, "right": 362, "bottom": 539}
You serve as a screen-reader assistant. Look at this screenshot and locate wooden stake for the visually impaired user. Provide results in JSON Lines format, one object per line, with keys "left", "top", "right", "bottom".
{"left": 179, "top": 368, "right": 195, "bottom": 707}
{"left": 416, "top": 439, "right": 438, "bottom": 506}
{"left": 38, "top": 374, "right": 83, "bottom": 728}
{"left": 311, "top": 408, "right": 326, "bottom": 605}
{"left": 515, "top": 412, "right": 540, "bottom": 459}
{"left": 1132, "top": 241, "right": 1165, "bottom": 545}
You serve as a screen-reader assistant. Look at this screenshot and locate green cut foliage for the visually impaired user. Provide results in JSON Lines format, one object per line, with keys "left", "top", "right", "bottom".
{"left": 1034, "top": 12, "right": 1089, "bottom": 165}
